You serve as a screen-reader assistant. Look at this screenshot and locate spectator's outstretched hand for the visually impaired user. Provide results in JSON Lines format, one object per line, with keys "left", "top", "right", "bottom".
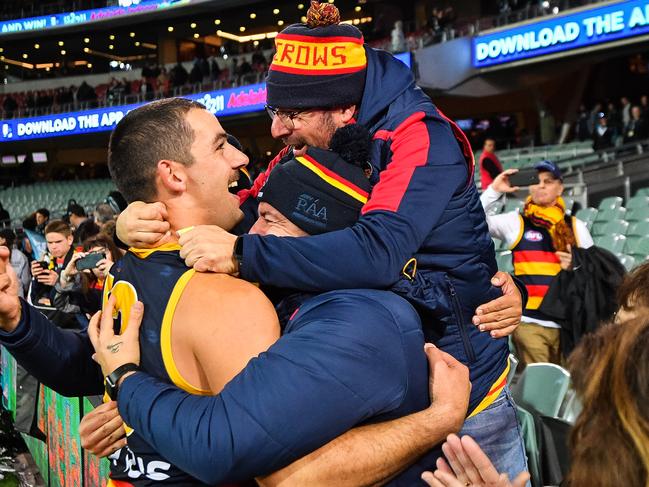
{"left": 421, "top": 434, "right": 530, "bottom": 487}
{"left": 116, "top": 201, "right": 171, "bottom": 248}
{"left": 473, "top": 272, "right": 522, "bottom": 338}
{"left": 0, "top": 246, "right": 21, "bottom": 332}
{"left": 88, "top": 295, "right": 143, "bottom": 377}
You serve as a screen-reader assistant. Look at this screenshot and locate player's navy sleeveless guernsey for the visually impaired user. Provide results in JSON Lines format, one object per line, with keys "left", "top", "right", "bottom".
{"left": 103, "top": 244, "right": 210, "bottom": 487}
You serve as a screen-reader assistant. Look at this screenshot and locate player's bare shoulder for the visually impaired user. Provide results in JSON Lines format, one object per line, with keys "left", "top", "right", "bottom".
{"left": 181, "top": 272, "right": 280, "bottom": 337}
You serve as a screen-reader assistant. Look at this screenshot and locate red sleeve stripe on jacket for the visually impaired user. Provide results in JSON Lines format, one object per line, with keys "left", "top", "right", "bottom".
{"left": 362, "top": 112, "right": 430, "bottom": 214}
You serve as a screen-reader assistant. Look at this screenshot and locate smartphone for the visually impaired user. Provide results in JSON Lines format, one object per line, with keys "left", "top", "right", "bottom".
{"left": 508, "top": 168, "right": 539, "bottom": 188}
{"left": 37, "top": 261, "right": 49, "bottom": 270}
{"left": 76, "top": 252, "right": 106, "bottom": 271}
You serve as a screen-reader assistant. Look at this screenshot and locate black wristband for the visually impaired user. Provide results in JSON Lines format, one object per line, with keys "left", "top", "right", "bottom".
{"left": 105, "top": 363, "right": 139, "bottom": 401}
{"left": 233, "top": 236, "right": 244, "bottom": 271}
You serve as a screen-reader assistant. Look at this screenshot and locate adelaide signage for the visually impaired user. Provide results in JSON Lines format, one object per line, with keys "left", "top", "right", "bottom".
{"left": 0, "top": 83, "right": 267, "bottom": 142}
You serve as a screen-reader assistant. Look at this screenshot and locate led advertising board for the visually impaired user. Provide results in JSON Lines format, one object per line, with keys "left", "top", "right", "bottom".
{"left": 0, "top": 0, "right": 192, "bottom": 35}
{"left": 473, "top": 0, "right": 649, "bottom": 68}
{"left": 0, "top": 83, "right": 267, "bottom": 142}
{"left": 0, "top": 47, "right": 413, "bottom": 143}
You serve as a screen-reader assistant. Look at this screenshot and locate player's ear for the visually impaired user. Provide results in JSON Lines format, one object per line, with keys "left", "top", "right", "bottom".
{"left": 157, "top": 159, "right": 187, "bottom": 194}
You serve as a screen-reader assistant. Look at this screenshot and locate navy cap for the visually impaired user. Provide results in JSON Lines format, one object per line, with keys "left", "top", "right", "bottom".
{"left": 534, "top": 160, "right": 562, "bottom": 181}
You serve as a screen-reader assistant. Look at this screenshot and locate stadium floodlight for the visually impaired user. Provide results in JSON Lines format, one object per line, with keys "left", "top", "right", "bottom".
{"left": 84, "top": 38, "right": 90, "bottom": 43}
{"left": 34, "top": 43, "right": 40, "bottom": 49}
{"left": 273, "top": 9, "right": 280, "bottom": 14}
{"left": 239, "top": 26, "right": 246, "bottom": 32}
{"left": 298, "top": 3, "right": 304, "bottom": 9}
{"left": 355, "top": 6, "right": 361, "bottom": 11}
{"left": 214, "top": 19, "right": 221, "bottom": 25}
{"left": 168, "top": 26, "right": 174, "bottom": 32}
{"left": 191, "top": 22, "right": 197, "bottom": 28}
{"left": 130, "top": 32, "right": 135, "bottom": 37}
{"left": 278, "top": 20, "right": 284, "bottom": 26}
{"left": 58, "top": 41, "right": 64, "bottom": 46}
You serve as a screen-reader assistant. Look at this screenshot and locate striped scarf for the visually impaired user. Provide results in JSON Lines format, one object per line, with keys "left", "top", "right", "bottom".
{"left": 523, "top": 196, "right": 576, "bottom": 252}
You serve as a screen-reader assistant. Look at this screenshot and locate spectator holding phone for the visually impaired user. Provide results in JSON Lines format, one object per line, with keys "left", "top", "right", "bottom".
{"left": 30, "top": 220, "right": 75, "bottom": 307}
{"left": 55, "top": 234, "right": 120, "bottom": 319}
{"left": 481, "top": 161, "right": 593, "bottom": 367}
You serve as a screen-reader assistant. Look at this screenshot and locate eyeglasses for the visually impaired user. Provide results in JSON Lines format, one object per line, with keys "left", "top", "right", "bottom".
{"left": 265, "top": 105, "right": 314, "bottom": 130}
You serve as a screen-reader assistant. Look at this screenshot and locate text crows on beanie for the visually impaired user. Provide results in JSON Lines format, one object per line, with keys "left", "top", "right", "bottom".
{"left": 266, "top": 0, "right": 367, "bottom": 109}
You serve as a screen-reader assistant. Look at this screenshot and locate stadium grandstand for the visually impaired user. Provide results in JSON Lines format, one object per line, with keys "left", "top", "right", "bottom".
{"left": 0, "top": 0, "right": 648, "bottom": 486}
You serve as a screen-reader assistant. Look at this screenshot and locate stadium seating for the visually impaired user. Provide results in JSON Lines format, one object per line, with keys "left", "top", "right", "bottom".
{"left": 591, "top": 219, "right": 629, "bottom": 237}
{"left": 626, "top": 195, "right": 649, "bottom": 209}
{"left": 626, "top": 206, "right": 649, "bottom": 222}
{"left": 594, "top": 234, "right": 627, "bottom": 254}
{"left": 597, "top": 196, "right": 623, "bottom": 211}
{"left": 594, "top": 206, "right": 626, "bottom": 223}
{"left": 575, "top": 207, "right": 598, "bottom": 229}
{"left": 512, "top": 363, "right": 572, "bottom": 418}
{"left": 618, "top": 254, "right": 637, "bottom": 271}
{"left": 0, "top": 179, "right": 115, "bottom": 224}
{"left": 625, "top": 237, "right": 649, "bottom": 263}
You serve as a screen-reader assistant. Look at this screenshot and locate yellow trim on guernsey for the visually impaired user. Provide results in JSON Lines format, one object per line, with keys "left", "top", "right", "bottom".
{"left": 129, "top": 243, "right": 182, "bottom": 259}
{"left": 160, "top": 269, "right": 211, "bottom": 395}
{"left": 467, "top": 359, "right": 511, "bottom": 418}
{"left": 514, "top": 261, "right": 562, "bottom": 276}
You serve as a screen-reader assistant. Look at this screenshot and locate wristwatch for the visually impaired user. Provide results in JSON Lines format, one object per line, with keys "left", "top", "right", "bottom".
{"left": 105, "top": 363, "right": 139, "bottom": 401}
{"left": 233, "top": 236, "right": 244, "bottom": 271}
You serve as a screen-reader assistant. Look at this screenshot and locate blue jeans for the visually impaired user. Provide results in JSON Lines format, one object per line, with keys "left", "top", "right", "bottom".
{"left": 458, "top": 386, "right": 529, "bottom": 485}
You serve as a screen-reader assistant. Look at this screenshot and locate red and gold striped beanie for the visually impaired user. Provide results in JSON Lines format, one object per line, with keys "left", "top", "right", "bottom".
{"left": 266, "top": 1, "right": 367, "bottom": 109}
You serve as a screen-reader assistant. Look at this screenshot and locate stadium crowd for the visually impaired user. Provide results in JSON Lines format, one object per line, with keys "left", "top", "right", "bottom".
{"left": 0, "top": 2, "right": 647, "bottom": 487}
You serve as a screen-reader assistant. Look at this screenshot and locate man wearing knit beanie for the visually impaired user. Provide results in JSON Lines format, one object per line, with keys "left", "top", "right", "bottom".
{"left": 120, "top": 1, "right": 528, "bottom": 480}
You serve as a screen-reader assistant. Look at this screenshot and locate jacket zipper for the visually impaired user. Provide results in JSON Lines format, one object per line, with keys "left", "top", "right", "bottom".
{"left": 447, "top": 278, "right": 476, "bottom": 363}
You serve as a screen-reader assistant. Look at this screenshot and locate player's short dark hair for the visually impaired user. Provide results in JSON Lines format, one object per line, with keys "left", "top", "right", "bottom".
{"left": 36, "top": 208, "right": 50, "bottom": 218}
{"left": 108, "top": 98, "right": 205, "bottom": 203}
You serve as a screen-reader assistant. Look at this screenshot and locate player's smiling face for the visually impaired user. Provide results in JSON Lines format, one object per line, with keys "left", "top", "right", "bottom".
{"left": 184, "top": 109, "right": 248, "bottom": 231}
